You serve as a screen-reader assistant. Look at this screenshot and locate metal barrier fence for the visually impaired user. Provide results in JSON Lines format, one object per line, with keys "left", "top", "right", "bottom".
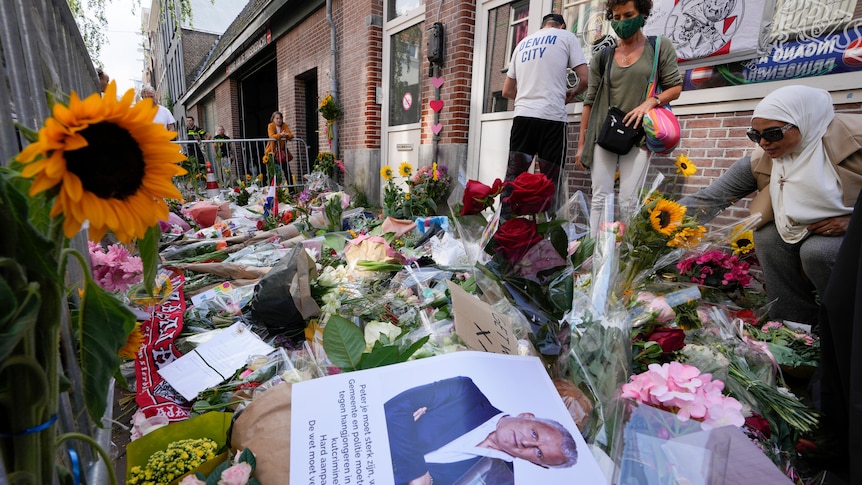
{"left": 173, "top": 137, "right": 312, "bottom": 196}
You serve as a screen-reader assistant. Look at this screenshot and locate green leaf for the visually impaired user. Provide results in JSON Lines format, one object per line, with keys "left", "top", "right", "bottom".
{"left": 398, "top": 335, "right": 430, "bottom": 362}
{"left": 79, "top": 279, "right": 136, "bottom": 422}
{"left": 238, "top": 447, "right": 256, "bottom": 470}
{"left": 0, "top": 169, "right": 57, "bottom": 280}
{"left": 0, "top": 280, "right": 40, "bottom": 363}
{"left": 140, "top": 225, "right": 161, "bottom": 295}
{"left": 206, "top": 459, "right": 232, "bottom": 485}
{"left": 358, "top": 346, "right": 401, "bottom": 369}
{"left": 322, "top": 315, "right": 365, "bottom": 371}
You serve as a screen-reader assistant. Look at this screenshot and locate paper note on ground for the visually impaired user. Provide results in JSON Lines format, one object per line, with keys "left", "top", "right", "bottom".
{"left": 158, "top": 322, "right": 274, "bottom": 400}
{"left": 448, "top": 280, "right": 517, "bottom": 354}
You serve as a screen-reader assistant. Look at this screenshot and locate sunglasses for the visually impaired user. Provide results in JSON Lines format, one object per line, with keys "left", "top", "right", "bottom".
{"left": 746, "top": 123, "right": 795, "bottom": 144}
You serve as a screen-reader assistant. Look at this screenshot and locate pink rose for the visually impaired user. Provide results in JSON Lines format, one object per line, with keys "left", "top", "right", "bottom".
{"left": 218, "top": 462, "right": 252, "bottom": 485}
{"left": 179, "top": 475, "right": 206, "bottom": 485}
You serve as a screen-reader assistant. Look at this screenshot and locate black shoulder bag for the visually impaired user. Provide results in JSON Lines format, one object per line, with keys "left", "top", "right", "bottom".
{"left": 595, "top": 45, "right": 645, "bottom": 155}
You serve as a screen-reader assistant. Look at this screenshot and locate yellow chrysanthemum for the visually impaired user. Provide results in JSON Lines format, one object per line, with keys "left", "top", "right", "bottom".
{"left": 399, "top": 161, "right": 413, "bottom": 177}
{"left": 16, "top": 81, "right": 186, "bottom": 244}
{"left": 380, "top": 165, "right": 394, "bottom": 181}
{"left": 675, "top": 154, "right": 697, "bottom": 177}
{"left": 667, "top": 225, "right": 707, "bottom": 248}
{"left": 118, "top": 322, "right": 145, "bottom": 359}
{"left": 432, "top": 162, "right": 439, "bottom": 181}
{"left": 649, "top": 199, "right": 686, "bottom": 236}
{"left": 731, "top": 229, "right": 755, "bottom": 255}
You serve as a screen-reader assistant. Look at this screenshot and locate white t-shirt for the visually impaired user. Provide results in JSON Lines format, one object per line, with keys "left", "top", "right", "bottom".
{"left": 153, "top": 104, "right": 177, "bottom": 130}
{"left": 507, "top": 27, "right": 586, "bottom": 122}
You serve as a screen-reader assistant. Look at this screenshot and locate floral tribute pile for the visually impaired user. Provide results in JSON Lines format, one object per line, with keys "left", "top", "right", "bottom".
{"left": 11, "top": 102, "right": 827, "bottom": 485}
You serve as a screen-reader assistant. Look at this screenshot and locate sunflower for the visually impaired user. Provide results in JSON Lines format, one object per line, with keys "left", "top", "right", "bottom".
{"left": 118, "top": 322, "right": 145, "bottom": 359}
{"left": 649, "top": 199, "right": 686, "bottom": 236}
{"left": 16, "top": 81, "right": 186, "bottom": 243}
{"left": 675, "top": 154, "right": 697, "bottom": 177}
{"left": 667, "top": 225, "right": 707, "bottom": 248}
{"left": 380, "top": 165, "right": 394, "bottom": 181}
{"left": 399, "top": 161, "right": 413, "bottom": 178}
{"left": 730, "top": 229, "right": 755, "bottom": 255}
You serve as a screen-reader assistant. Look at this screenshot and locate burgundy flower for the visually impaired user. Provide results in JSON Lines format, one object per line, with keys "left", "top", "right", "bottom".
{"left": 644, "top": 327, "right": 686, "bottom": 353}
{"left": 461, "top": 178, "right": 504, "bottom": 215}
{"left": 503, "top": 172, "right": 555, "bottom": 215}
{"left": 744, "top": 414, "right": 771, "bottom": 438}
{"left": 493, "top": 217, "right": 542, "bottom": 262}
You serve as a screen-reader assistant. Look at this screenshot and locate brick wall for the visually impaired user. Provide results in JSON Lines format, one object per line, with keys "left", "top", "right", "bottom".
{"left": 420, "top": 1, "right": 476, "bottom": 146}
{"left": 214, "top": 79, "right": 240, "bottom": 139}
{"left": 564, "top": 101, "right": 862, "bottom": 229}
{"left": 181, "top": 29, "right": 219, "bottom": 88}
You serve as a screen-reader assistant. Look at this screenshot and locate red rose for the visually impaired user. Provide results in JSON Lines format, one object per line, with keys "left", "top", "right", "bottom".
{"left": 493, "top": 217, "right": 542, "bottom": 261}
{"left": 461, "top": 178, "right": 504, "bottom": 215}
{"left": 503, "top": 172, "right": 555, "bottom": 215}
{"left": 744, "top": 414, "right": 771, "bottom": 438}
{"left": 644, "top": 327, "right": 686, "bottom": 353}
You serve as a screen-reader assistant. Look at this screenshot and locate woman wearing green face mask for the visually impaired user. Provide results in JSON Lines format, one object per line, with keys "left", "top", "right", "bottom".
{"left": 576, "top": 0, "right": 683, "bottom": 236}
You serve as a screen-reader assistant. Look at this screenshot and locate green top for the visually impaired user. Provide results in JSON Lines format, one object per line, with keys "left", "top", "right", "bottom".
{"left": 581, "top": 36, "right": 682, "bottom": 167}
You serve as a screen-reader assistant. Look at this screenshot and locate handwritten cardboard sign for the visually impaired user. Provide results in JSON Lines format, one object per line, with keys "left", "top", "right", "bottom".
{"left": 447, "top": 281, "right": 517, "bottom": 355}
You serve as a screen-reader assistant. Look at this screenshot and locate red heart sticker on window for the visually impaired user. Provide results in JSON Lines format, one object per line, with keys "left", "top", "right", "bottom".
{"left": 430, "top": 100, "right": 444, "bottom": 112}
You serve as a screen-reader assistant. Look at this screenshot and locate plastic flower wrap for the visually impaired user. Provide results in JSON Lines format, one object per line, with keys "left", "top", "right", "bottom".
{"left": 620, "top": 361, "right": 746, "bottom": 430}
{"left": 407, "top": 162, "right": 452, "bottom": 204}
{"left": 615, "top": 176, "right": 707, "bottom": 296}
{"left": 127, "top": 438, "right": 219, "bottom": 484}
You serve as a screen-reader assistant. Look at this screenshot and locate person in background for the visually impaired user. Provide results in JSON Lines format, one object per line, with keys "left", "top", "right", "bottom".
{"left": 140, "top": 85, "right": 176, "bottom": 132}
{"left": 97, "top": 68, "right": 109, "bottom": 93}
{"left": 266, "top": 111, "right": 294, "bottom": 183}
{"left": 213, "top": 125, "right": 240, "bottom": 183}
{"left": 502, "top": 12, "right": 589, "bottom": 214}
{"left": 185, "top": 116, "right": 209, "bottom": 167}
{"left": 679, "top": 85, "right": 862, "bottom": 326}
{"left": 576, "top": 0, "right": 682, "bottom": 235}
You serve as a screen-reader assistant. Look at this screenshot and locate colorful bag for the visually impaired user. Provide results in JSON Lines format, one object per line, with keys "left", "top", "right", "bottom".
{"left": 643, "top": 36, "right": 681, "bottom": 155}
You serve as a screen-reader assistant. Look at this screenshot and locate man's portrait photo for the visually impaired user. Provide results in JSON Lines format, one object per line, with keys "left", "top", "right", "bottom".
{"left": 384, "top": 376, "right": 579, "bottom": 485}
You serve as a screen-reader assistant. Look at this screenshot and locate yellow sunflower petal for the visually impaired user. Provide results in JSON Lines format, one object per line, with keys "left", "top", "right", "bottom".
{"left": 61, "top": 171, "right": 84, "bottom": 202}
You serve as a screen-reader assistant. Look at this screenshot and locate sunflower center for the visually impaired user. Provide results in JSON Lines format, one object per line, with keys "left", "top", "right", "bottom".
{"left": 737, "top": 238, "right": 751, "bottom": 247}
{"left": 658, "top": 210, "right": 671, "bottom": 228}
{"left": 65, "top": 122, "right": 145, "bottom": 200}
{"left": 680, "top": 163, "right": 688, "bottom": 170}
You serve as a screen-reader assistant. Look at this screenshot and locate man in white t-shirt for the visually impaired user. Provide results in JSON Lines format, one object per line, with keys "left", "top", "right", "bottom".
{"left": 140, "top": 85, "right": 176, "bottom": 133}
{"left": 502, "top": 13, "right": 588, "bottom": 210}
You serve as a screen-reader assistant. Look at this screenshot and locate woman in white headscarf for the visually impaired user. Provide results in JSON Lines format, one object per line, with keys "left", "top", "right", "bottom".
{"left": 748, "top": 85, "right": 862, "bottom": 324}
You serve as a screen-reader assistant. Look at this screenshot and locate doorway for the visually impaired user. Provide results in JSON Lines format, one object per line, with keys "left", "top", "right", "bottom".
{"left": 301, "top": 72, "right": 320, "bottom": 160}
{"left": 240, "top": 58, "right": 278, "bottom": 139}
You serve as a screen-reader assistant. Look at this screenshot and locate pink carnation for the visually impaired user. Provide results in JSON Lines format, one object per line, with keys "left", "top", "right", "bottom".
{"left": 621, "top": 362, "right": 745, "bottom": 431}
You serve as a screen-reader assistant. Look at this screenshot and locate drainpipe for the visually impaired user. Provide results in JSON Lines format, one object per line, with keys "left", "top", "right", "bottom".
{"left": 326, "top": 0, "right": 339, "bottom": 156}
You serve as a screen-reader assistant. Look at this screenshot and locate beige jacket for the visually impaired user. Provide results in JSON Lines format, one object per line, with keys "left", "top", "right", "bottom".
{"left": 748, "top": 113, "right": 862, "bottom": 226}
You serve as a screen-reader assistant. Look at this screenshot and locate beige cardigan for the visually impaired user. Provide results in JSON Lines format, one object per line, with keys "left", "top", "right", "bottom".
{"left": 748, "top": 113, "right": 862, "bottom": 226}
